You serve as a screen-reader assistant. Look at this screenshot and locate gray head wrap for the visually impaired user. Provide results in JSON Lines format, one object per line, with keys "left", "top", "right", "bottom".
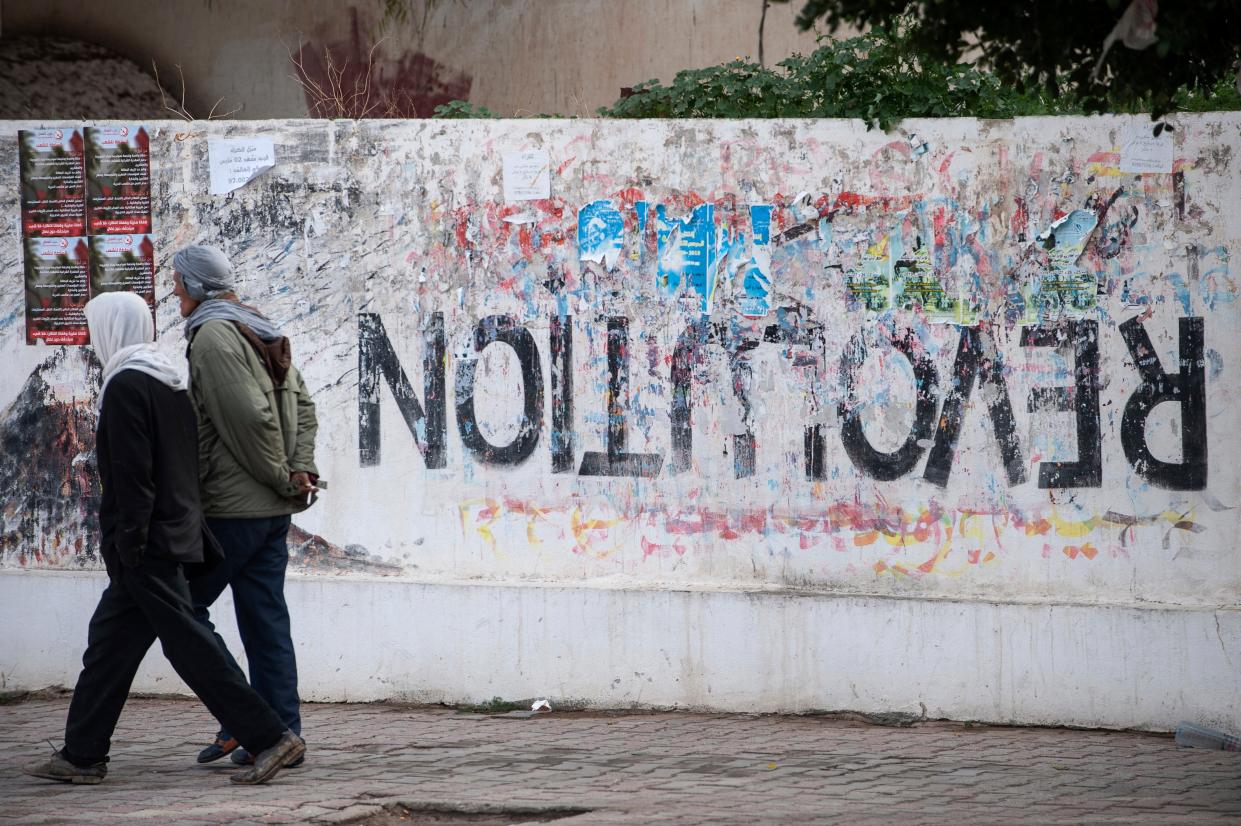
{"left": 173, "top": 245, "right": 235, "bottom": 301}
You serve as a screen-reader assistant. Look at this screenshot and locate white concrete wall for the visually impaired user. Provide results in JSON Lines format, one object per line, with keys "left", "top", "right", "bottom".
{"left": 3, "top": 571, "right": 1239, "bottom": 733}
{"left": 2, "top": 115, "right": 1239, "bottom": 730}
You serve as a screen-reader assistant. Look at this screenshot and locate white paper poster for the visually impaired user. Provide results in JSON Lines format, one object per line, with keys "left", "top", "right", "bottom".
{"left": 502, "top": 150, "right": 551, "bottom": 201}
{"left": 208, "top": 137, "right": 277, "bottom": 195}
{"left": 1119, "top": 123, "right": 1173, "bottom": 173}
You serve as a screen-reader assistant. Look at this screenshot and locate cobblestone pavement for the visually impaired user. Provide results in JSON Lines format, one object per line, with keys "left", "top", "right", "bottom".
{"left": 2, "top": 695, "right": 1239, "bottom": 825}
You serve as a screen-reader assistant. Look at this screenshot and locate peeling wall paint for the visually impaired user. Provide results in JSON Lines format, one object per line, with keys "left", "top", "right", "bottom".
{"left": 2, "top": 115, "right": 1239, "bottom": 614}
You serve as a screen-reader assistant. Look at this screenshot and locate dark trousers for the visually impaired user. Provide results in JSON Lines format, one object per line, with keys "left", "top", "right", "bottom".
{"left": 190, "top": 515, "right": 300, "bottom": 740}
{"left": 63, "top": 551, "right": 287, "bottom": 765}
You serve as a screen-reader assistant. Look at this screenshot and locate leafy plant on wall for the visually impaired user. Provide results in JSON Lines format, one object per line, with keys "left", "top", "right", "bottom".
{"left": 594, "top": 21, "right": 1077, "bottom": 129}
{"left": 432, "top": 3, "right": 1240, "bottom": 128}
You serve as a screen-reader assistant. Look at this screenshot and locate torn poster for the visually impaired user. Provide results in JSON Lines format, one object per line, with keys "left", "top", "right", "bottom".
{"left": 894, "top": 241, "right": 958, "bottom": 323}
{"left": 577, "top": 199, "right": 624, "bottom": 269}
{"left": 738, "top": 204, "right": 774, "bottom": 319}
{"left": 208, "top": 137, "right": 277, "bottom": 195}
{"left": 656, "top": 203, "right": 721, "bottom": 314}
{"left": 845, "top": 233, "right": 891, "bottom": 313}
{"left": 1027, "top": 209, "right": 1101, "bottom": 321}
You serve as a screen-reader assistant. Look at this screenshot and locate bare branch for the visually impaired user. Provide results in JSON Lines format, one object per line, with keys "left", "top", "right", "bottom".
{"left": 289, "top": 32, "right": 402, "bottom": 118}
{"left": 152, "top": 60, "right": 193, "bottom": 121}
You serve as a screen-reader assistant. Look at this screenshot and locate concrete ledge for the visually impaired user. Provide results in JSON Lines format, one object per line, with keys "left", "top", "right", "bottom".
{"left": 3, "top": 570, "right": 1237, "bottom": 732}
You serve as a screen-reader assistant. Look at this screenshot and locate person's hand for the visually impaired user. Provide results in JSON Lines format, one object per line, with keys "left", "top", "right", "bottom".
{"left": 290, "top": 471, "right": 316, "bottom": 495}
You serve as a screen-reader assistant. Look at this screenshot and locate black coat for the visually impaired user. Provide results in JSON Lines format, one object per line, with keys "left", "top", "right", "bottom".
{"left": 97, "top": 370, "right": 204, "bottom": 567}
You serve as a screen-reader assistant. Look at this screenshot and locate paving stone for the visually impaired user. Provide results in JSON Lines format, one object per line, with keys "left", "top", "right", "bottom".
{"left": 1, "top": 696, "right": 1239, "bottom": 824}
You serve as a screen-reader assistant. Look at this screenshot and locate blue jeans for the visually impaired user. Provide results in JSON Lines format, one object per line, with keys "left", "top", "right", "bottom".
{"left": 190, "top": 515, "right": 300, "bottom": 739}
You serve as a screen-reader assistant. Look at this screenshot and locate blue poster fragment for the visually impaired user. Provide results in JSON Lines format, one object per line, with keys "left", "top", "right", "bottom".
{"left": 578, "top": 199, "right": 624, "bottom": 270}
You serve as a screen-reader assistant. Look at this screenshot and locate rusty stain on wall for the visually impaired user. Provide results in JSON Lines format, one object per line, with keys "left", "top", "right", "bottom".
{"left": 295, "top": 6, "right": 472, "bottom": 118}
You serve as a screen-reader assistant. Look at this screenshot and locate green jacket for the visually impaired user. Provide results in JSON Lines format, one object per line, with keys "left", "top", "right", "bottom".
{"left": 188, "top": 319, "right": 319, "bottom": 518}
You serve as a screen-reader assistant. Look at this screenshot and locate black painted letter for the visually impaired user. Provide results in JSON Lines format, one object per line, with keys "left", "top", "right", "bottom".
{"left": 455, "top": 315, "right": 544, "bottom": 465}
{"left": 1021, "top": 321, "right": 1101, "bottom": 488}
{"left": 550, "top": 314, "right": 574, "bottom": 472}
{"left": 1120, "top": 316, "right": 1207, "bottom": 490}
{"left": 668, "top": 320, "right": 714, "bottom": 474}
{"left": 358, "top": 312, "right": 446, "bottom": 468}
{"left": 838, "top": 330, "right": 939, "bottom": 481}
{"left": 579, "top": 316, "right": 664, "bottom": 477}
{"left": 924, "top": 326, "right": 1025, "bottom": 487}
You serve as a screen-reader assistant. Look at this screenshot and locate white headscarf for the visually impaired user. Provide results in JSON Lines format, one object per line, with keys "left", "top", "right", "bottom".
{"left": 84, "top": 292, "right": 187, "bottom": 414}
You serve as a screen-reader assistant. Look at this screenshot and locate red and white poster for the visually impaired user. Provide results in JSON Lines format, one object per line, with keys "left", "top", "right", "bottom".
{"left": 18, "top": 124, "right": 155, "bottom": 345}
{"left": 19, "top": 127, "right": 87, "bottom": 238}
{"left": 86, "top": 124, "right": 152, "bottom": 234}
{"left": 23, "top": 236, "right": 91, "bottom": 346}
{"left": 89, "top": 233, "right": 156, "bottom": 306}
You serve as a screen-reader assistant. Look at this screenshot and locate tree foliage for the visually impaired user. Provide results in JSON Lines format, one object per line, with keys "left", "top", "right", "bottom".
{"left": 431, "top": 2, "right": 1239, "bottom": 126}
{"left": 434, "top": 8, "right": 1231, "bottom": 127}
{"left": 593, "top": 22, "right": 1075, "bottom": 129}
{"left": 773, "top": 0, "right": 1241, "bottom": 116}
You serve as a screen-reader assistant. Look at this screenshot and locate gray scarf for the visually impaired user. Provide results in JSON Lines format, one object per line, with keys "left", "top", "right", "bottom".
{"left": 185, "top": 299, "right": 284, "bottom": 342}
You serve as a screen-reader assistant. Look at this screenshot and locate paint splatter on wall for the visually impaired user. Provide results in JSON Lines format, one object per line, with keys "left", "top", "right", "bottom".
{"left": 0, "top": 115, "right": 1238, "bottom": 611}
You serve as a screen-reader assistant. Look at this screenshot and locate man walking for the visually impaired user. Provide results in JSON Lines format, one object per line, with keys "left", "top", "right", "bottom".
{"left": 24, "top": 292, "right": 304, "bottom": 786}
{"left": 170, "top": 245, "right": 319, "bottom": 767}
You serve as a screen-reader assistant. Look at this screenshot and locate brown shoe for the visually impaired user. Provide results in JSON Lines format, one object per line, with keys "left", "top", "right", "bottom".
{"left": 24, "top": 751, "right": 107, "bottom": 785}
{"left": 229, "top": 731, "right": 305, "bottom": 785}
{"left": 230, "top": 746, "right": 305, "bottom": 767}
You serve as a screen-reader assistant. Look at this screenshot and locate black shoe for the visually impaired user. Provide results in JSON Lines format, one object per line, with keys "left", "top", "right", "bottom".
{"left": 230, "top": 731, "right": 305, "bottom": 785}
{"left": 24, "top": 751, "right": 107, "bottom": 785}
{"left": 197, "top": 733, "right": 240, "bottom": 764}
{"left": 231, "top": 745, "right": 304, "bottom": 768}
